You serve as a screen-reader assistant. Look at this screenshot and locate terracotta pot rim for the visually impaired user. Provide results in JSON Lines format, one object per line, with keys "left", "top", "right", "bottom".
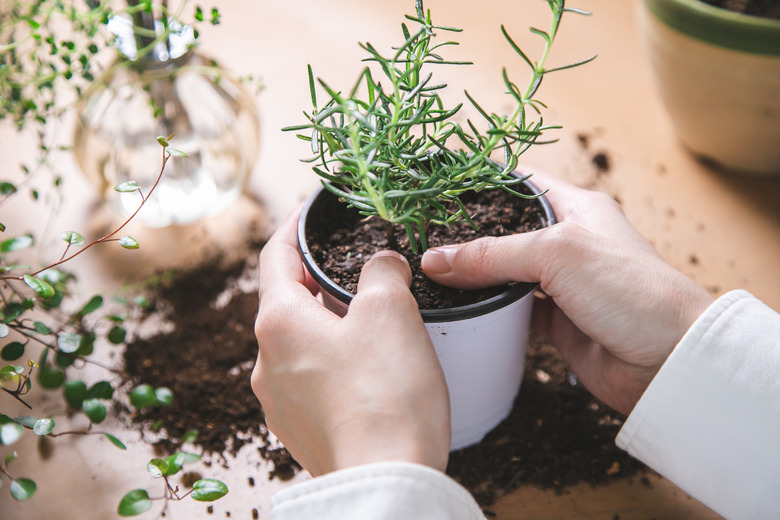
{"left": 644, "top": 0, "right": 780, "bottom": 56}
{"left": 297, "top": 176, "right": 557, "bottom": 323}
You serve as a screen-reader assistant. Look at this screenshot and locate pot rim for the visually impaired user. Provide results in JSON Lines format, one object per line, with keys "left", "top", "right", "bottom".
{"left": 297, "top": 176, "right": 557, "bottom": 323}
{"left": 644, "top": 0, "right": 780, "bottom": 56}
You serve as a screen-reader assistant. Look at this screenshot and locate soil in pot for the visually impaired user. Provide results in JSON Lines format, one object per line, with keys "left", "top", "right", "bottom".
{"left": 307, "top": 184, "right": 546, "bottom": 310}
{"left": 700, "top": 0, "right": 780, "bottom": 19}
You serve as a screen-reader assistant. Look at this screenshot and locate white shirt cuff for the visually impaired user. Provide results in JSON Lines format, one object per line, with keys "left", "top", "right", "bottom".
{"left": 617, "top": 290, "right": 780, "bottom": 520}
{"left": 271, "top": 461, "right": 486, "bottom": 520}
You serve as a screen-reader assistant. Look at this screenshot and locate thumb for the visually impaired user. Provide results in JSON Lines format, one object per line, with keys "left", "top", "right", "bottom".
{"left": 421, "top": 230, "right": 551, "bottom": 290}
{"left": 348, "top": 251, "right": 421, "bottom": 323}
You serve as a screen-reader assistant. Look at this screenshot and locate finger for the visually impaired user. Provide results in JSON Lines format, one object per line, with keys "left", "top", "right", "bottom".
{"left": 258, "top": 205, "right": 307, "bottom": 294}
{"left": 348, "top": 251, "right": 421, "bottom": 326}
{"left": 421, "top": 226, "right": 554, "bottom": 290}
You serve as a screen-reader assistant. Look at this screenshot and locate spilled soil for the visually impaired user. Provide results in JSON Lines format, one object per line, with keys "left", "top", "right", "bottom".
{"left": 120, "top": 249, "right": 644, "bottom": 513}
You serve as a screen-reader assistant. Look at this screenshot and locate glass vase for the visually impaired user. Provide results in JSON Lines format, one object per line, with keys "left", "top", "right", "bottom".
{"left": 73, "top": 51, "right": 260, "bottom": 227}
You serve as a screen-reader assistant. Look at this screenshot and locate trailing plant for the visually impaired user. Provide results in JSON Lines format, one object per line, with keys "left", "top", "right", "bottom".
{"left": 0, "top": 136, "right": 227, "bottom": 512}
{"left": 285, "top": 0, "right": 594, "bottom": 253}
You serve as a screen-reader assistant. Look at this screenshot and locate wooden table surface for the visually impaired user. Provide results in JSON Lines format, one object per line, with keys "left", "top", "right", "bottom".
{"left": 1, "top": 1, "right": 778, "bottom": 518}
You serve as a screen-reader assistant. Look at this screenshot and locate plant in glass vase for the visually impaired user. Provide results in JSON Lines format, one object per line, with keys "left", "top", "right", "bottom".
{"left": 285, "top": 0, "right": 594, "bottom": 449}
{"left": 1, "top": 0, "right": 261, "bottom": 226}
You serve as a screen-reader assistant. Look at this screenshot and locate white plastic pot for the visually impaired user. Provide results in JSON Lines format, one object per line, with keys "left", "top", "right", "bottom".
{"left": 298, "top": 179, "right": 556, "bottom": 450}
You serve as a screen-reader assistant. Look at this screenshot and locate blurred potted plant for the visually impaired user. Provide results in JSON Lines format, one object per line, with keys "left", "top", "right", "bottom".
{"left": 640, "top": 0, "right": 780, "bottom": 176}
{"left": 285, "top": 0, "right": 593, "bottom": 449}
{"left": 1, "top": 0, "right": 260, "bottom": 226}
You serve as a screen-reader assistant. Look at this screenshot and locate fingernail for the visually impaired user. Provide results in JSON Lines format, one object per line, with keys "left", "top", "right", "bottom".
{"left": 371, "top": 250, "right": 408, "bottom": 265}
{"left": 421, "top": 246, "right": 457, "bottom": 274}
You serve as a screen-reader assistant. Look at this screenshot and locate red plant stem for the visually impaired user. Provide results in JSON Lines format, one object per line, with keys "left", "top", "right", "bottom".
{"left": 0, "top": 145, "right": 171, "bottom": 281}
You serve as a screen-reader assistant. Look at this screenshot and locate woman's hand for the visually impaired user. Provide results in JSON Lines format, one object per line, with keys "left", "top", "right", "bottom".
{"left": 422, "top": 169, "right": 714, "bottom": 415}
{"left": 252, "top": 209, "right": 451, "bottom": 476}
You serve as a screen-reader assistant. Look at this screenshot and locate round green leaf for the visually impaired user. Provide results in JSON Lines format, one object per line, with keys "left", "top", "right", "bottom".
{"left": 32, "top": 418, "right": 55, "bottom": 436}
{"left": 167, "top": 148, "right": 188, "bottom": 158}
{"left": 23, "top": 275, "right": 55, "bottom": 299}
{"left": 0, "top": 182, "right": 17, "bottom": 195}
{"left": 1, "top": 423, "right": 24, "bottom": 445}
{"left": 117, "top": 489, "right": 153, "bottom": 516}
{"left": 59, "top": 231, "right": 85, "bottom": 245}
{"left": 82, "top": 398, "right": 107, "bottom": 424}
{"left": 108, "top": 325, "right": 127, "bottom": 344}
{"left": 156, "top": 136, "right": 169, "bottom": 147}
{"left": 33, "top": 321, "right": 51, "bottom": 335}
{"left": 64, "top": 380, "right": 87, "bottom": 409}
{"left": 0, "top": 324, "right": 8, "bottom": 338}
{"left": 164, "top": 452, "right": 201, "bottom": 476}
{"left": 104, "top": 433, "right": 127, "bottom": 450}
{"left": 1, "top": 235, "right": 33, "bottom": 253}
{"left": 57, "top": 332, "right": 82, "bottom": 354}
{"left": 10, "top": 478, "right": 37, "bottom": 501}
{"left": 86, "top": 381, "right": 114, "bottom": 400}
{"left": 37, "top": 365, "right": 65, "bottom": 389}
{"left": 154, "top": 387, "right": 173, "bottom": 406}
{"left": 115, "top": 181, "right": 140, "bottom": 193}
{"left": 182, "top": 429, "right": 199, "bottom": 444}
{"left": 130, "top": 384, "right": 156, "bottom": 409}
{"left": 78, "top": 295, "right": 103, "bottom": 317}
{"left": 146, "top": 458, "right": 169, "bottom": 478}
{"left": 191, "top": 479, "right": 229, "bottom": 502}
{"left": 13, "top": 416, "right": 37, "bottom": 428}
{"left": 118, "top": 236, "right": 139, "bottom": 250}
{"left": 1, "top": 342, "right": 24, "bottom": 361}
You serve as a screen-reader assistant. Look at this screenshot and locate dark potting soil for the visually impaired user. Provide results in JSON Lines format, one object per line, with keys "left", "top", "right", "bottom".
{"left": 701, "top": 0, "right": 780, "bottom": 18}
{"left": 121, "top": 256, "right": 301, "bottom": 480}
{"left": 308, "top": 186, "right": 546, "bottom": 310}
{"left": 119, "top": 249, "right": 645, "bottom": 509}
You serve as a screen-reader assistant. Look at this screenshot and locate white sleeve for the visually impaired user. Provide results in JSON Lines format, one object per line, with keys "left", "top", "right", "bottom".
{"left": 270, "top": 462, "right": 486, "bottom": 520}
{"left": 617, "top": 290, "right": 780, "bottom": 520}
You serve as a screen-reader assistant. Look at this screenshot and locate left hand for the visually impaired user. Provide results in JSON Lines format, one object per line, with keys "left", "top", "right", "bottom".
{"left": 251, "top": 208, "right": 451, "bottom": 477}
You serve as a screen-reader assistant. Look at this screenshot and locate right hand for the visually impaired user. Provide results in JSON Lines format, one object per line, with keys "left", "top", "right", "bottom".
{"left": 422, "top": 168, "right": 714, "bottom": 415}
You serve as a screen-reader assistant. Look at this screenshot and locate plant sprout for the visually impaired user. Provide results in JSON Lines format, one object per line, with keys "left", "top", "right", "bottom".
{"left": 285, "top": 0, "right": 594, "bottom": 253}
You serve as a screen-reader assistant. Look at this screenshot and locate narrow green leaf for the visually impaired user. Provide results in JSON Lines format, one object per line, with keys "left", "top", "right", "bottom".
{"left": 191, "top": 479, "right": 229, "bottom": 502}
{"left": 64, "top": 380, "right": 88, "bottom": 409}
{"left": 32, "top": 418, "right": 55, "bottom": 436}
{"left": 10, "top": 478, "right": 36, "bottom": 501}
{"left": 82, "top": 398, "right": 107, "bottom": 424}
{"left": 59, "top": 231, "right": 85, "bottom": 245}
{"left": 104, "top": 433, "right": 127, "bottom": 450}
{"left": 147, "top": 458, "right": 169, "bottom": 478}
{"left": 118, "top": 236, "right": 139, "bottom": 250}
{"left": 156, "top": 136, "right": 170, "bottom": 147}
{"left": 115, "top": 181, "right": 140, "bottom": 193}
{"left": 57, "top": 332, "right": 82, "bottom": 354}
{"left": 23, "top": 275, "right": 55, "bottom": 299}
{"left": 117, "top": 489, "right": 153, "bottom": 516}
{"left": 130, "top": 385, "right": 157, "bottom": 408}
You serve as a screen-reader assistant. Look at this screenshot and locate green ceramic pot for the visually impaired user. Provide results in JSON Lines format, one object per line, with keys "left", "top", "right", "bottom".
{"left": 641, "top": 0, "right": 780, "bottom": 175}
